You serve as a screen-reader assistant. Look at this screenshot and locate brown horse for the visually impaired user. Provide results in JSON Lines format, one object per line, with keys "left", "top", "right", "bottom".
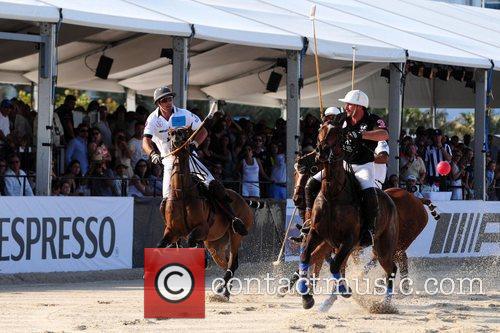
{"left": 290, "top": 159, "right": 438, "bottom": 292}
{"left": 298, "top": 121, "right": 399, "bottom": 311}
{"left": 156, "top": 127, "right": 254, "bottom": 300}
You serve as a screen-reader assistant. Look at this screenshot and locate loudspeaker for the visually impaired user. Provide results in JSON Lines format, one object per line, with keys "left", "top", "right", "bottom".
{"left": 266, "top": 71, "right": 282, "bottom": 92}
{"left": 95, "top": 55, "right": 113, "bottom": 79}
{"left": 160, "top": 48, "right": 173, "bottom": 60}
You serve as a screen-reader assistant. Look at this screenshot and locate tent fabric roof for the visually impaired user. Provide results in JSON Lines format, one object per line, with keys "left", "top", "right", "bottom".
{"left": 0, "top": 0, "right": 499, "bottom": 66}
{"left": 0, "top": 0, "right": 499, "bottom": 108}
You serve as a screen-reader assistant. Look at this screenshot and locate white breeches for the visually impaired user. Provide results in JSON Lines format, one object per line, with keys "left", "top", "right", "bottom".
{"left": 373, "top": 163, "right": 387, "bottom": 189}
{"left": 162, "top": 155, "right": 214, "bottom": 198}
{"left": 312, "top": 161, "right": 376, "bottom": 190}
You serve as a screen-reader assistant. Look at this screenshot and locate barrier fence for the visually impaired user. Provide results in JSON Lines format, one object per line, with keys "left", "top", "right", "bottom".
{"left": 0, "top": 196, "right": 498, "bottom": 275}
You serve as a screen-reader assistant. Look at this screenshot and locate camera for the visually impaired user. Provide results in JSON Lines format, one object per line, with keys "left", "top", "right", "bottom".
{"left": 406, "top": 184, "right": 418, "bottom": 193}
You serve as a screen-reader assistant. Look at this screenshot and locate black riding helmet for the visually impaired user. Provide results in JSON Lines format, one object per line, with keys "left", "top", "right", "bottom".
{"left": 153, "top": 86, "right": 176, "bottom": 104}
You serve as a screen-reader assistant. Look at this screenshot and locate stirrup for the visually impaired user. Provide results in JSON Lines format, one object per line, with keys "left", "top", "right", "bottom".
{"left": 231, "top": 217, "right": 248, "bottom": 236}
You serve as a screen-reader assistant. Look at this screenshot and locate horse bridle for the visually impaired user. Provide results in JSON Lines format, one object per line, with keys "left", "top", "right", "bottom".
{"left": 316, "top": 125, "right": 348, "bottom": 197}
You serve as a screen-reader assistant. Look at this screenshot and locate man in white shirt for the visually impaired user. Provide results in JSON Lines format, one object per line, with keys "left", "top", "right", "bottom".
{"left": 4, "top": 154, "right": 34, "bottom": 196}
{"left": 142, "top": 86, "right": 247, "bottom": 236}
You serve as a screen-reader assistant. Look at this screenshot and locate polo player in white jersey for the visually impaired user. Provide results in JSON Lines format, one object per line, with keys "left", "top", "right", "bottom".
{"left": 142, "top": 86, "right": 247, "bottom": 236}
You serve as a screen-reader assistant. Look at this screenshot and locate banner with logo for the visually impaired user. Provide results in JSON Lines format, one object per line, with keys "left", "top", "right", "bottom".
{"left": 0, "top": 197, "right": 134, "bottom": 274}
{"left": 285, "top": 199, "right": 499, "bottom": 261}
{"left": 406, "top": 200, "right": 499, "bottom": 258}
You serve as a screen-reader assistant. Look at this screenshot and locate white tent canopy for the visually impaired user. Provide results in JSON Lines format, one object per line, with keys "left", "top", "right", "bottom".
{"left": 0, "top": 0, "right": 499, "bottom": 108}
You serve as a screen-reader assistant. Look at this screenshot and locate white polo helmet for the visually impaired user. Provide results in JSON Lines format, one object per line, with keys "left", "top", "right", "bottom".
{"left": 324, "top": 107, "right": 341, "bottom": 117}
{"left": 339, "top": 90, "right": 369, "bottom": 108}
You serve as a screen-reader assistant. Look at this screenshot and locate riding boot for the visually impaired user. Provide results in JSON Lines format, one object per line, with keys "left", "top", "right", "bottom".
{"left": 208, "top": 180, "right": 248, "bottom": 236}
{"left": 305, "top": 177, "right": 321, "bottom": 215}
{"left": 360, "top": 187, "right": 379, "bottom": 247}
{"left": 159, "top": 197, "right": 167, "bottom": 222}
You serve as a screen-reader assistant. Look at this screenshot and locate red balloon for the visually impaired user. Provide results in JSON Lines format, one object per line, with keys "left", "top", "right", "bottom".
{"left": 436, "top": 161, "right": 451, "bottom": 176}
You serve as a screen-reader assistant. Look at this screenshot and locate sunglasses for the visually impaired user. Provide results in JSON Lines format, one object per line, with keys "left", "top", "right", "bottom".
{"left": 159, "top": 96, "right": 173, "bottom": 103}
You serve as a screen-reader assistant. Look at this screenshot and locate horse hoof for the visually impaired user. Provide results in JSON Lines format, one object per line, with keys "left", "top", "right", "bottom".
{"left": 302, "top": 294, "right": 315, "bottom": 310}
{"left": 338, "top": 284, "right": 352, "bottom": 298}
{"left": 319, "top": 295, "right": 337, "bottom": 312}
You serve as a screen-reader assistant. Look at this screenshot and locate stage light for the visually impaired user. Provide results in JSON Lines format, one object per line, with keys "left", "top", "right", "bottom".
{"left": 160, "top": 48, "right": 173, "bottom": 60}
{"left": 266, "top": 71, "right": 282, "bottom": 92}
{"left": 276, "top": 57, "right": 287, "bottom": 69}
{"left": 95, "top": 55, "right": 113, "bottom": 79}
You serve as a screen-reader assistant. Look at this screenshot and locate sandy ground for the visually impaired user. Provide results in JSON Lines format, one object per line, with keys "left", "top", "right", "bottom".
{"left": 0, "top": 258, "right": 498, "bottom": 333}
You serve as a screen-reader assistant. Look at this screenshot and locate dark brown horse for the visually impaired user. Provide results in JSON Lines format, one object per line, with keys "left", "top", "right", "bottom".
{"left": 156, "top": 127, "right": 254, "bottom": 300}
{"left": 298, "top": 121, "right": 399, "bottom": 311}
{"left": 290, "top": 161, "right": 439, "bottom": 292}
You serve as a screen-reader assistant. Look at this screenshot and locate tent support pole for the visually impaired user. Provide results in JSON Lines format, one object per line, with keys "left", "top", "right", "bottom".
{"left": 474, "top": 69, "right": 487, "bottom": 200}
{"left": 387, "top": 63, "right": 403, "bottom": 180}
{"left": 36, "top": 23, "right": 56, "bottom": 195}
{"left": 172, "top": 36, "right": 188, "bottom": 108}
{"left": 126, "top": 88, "right": 136, "bottom": 111}
{"left": 286, "top": 50, "right": 301, "bottom": 198}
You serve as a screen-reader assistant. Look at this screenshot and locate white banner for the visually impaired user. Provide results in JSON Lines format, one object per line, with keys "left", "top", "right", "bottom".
{"left": 407, "top": 200, "right": 500, "bottom": 258}
{"left": 285, "top": 199, "right": 499, "bottom": 261}
{"left": 0, "top": 197, "right": 134, "bottom": 274}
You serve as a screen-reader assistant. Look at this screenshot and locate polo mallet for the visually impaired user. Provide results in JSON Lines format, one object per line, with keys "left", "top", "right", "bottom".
{"left": 272, "top": 206, "right": 298, "bottom": 266}
{"left": 310, "top": 5, "right": 324, "bottom": 118}
{"left": 351, "top": 46, "right": 357, "bottom": 90}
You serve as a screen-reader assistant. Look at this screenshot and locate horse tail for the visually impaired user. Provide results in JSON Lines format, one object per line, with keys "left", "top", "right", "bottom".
{"left": 420, "top": 198, "right": 440, "bottom": 220}
{"left": 246, "top": 199, "right": 265, "bottom": 209}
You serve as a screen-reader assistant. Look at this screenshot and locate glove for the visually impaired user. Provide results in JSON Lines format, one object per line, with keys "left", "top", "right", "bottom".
{"left": 347, "top": 129, "right": 363, "bottom": 141}
{"left": 150, "top": 151, "right": 162, "bottom": 165}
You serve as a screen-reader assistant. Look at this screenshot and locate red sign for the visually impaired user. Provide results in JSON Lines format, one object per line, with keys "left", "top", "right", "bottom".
{"left": 144, "top": 248, "right": 205, "bottom": 318}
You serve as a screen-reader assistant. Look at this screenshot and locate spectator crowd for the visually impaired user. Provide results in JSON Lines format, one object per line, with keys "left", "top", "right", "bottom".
{"left": 297, "top": 114, "right": 499, "bottom": 201}
{"left": 0, "top": 95, "right": 288, "bottom": 199}
{"left": 0, "top": 96, "right": 498, "bottom": 200}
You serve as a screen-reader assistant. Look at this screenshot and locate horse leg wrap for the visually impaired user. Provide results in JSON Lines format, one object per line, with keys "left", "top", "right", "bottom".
{"left": 332, "top": 272, "right": 350, "bottom": 296}
{"left": 297, "top": 262, "right": 310, "bottom": 294}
